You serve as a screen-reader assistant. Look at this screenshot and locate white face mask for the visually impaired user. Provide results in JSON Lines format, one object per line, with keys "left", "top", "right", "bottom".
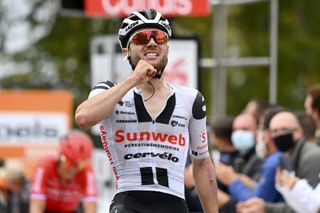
{"left": 255, "top": 131, "right": 267, "bottom": 159}
{"left": 231, "top": 130, "right": 254, "bottom": 153}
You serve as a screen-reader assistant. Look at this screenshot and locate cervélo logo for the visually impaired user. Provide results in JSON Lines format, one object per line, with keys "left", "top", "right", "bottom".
{"left": 115, "top": 130, "right": 186, "bottom": 147}
{"left": 124, "top": 152, "right": 179, "bottom": 162}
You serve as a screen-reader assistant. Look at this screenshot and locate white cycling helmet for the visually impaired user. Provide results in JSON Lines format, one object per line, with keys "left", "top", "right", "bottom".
{"left": 118, "top": 8, "right": 172, "bottom": 49}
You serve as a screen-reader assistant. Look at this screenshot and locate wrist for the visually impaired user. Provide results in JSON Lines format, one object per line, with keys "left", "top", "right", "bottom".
{"left": 288, "top": 177, "right": 298, "bottom": 190}
{"left": 125, "top": 75, "right": 141, "bottom": 87}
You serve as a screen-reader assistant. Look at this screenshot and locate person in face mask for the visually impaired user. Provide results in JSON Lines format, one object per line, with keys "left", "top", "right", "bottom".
{"left": 270, "top": 111, "right": 320, "bottom": 188}
{"left": 216, "top": 113, "right": 261, "bottom": 185}
{"left": 256, "top": 106, "right": 284, "bottom": 159}
{"left": 230, "top": 113, "right": 262, "bottom": 180}
{"left": 216, "top": 107, "right": 284, "bottom": 213}
{"left": 215, "top": 113, "right": 262, "bottom": 212}
{"left": 236, "top": 111, "right": 320, "bottom": 213}
{"left": 210, "top": 117, "right": 239, "bottom": 167}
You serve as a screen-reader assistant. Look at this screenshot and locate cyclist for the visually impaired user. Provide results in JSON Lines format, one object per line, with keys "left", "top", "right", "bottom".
{"left": 30, "top": 130, "right": 97, "bottom": 213}
{"left": 75, "top": 8, "right": 218, "bottom": 213}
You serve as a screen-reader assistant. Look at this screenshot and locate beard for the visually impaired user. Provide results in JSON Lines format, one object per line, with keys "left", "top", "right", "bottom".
{"left": 128, "top": 50, "right": 168, "bottom": 79}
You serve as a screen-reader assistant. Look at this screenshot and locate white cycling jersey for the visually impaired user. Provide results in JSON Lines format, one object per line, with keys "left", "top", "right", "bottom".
{"left": 89, "top": 81, "right": 209, "bottom": 199}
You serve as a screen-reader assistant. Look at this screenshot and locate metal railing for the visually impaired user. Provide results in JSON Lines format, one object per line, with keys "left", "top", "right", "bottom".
{"left": 202, "top": 0, "right": 278, "bottom": 117}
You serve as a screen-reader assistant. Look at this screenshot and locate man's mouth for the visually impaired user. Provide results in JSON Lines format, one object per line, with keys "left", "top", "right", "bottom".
{"left": 144, "top": 52, "right": 159, "bottom": 59}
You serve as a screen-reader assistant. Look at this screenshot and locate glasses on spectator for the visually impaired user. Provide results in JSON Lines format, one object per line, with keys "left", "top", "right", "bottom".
{"left": 60, "top": 155, "right": 87, "bottom": 171}
{"left": 128, "top": 29, "right": 168, "bottom": 47}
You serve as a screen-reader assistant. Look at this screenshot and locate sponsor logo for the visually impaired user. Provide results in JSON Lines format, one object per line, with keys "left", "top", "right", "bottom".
{"left": 159, "top": 20, "right": 171, "bottom": 32}
{"left": 125, "top": 21, "right": 139, "bottom": 32}
{"left": 117, "top": 101, "right": 133, "bottom": 107}
{"left": 172, "top": 115, "right": 188, "bottom": 120}
{"left": 196, "top": 130, "right": 208, "bottom": 150}
{"left": 201, "top": 130, "right": 207, "bottom": 143}
{"left": 100, "top": 0, "right": 194, "bottom": 16}
{"left": 170, "top": 120, "right": 185, "bottom": 127}
{"left": 115, "top": 130, "right": 186, "bottom": 147}
{"left": 0, "top": 112, "right": 67, "bottom": 143}
{"left": 47, "top": 187, "right": 78, "bottom": 201}
{"left": 197, "top": 143, "right": 208, "bottom": 150}
{"left": 191, "top": 150, "right": 208, "bottom": 156}
{"left": 124, "top": 152, "right": 179, "bottom": 163}
{"left": 124, "top": 143, "right": 179, "bottom": 151}
{"left": 199, "top": 150, "right": 208, "bottom": 156}
{"left": 115, "top": 120, "right": 137, "bottom": 123}
{"left": 171, "top": 120, "right": 178, "bottom": 127}
{"left": 0, "top": 121, "right": 58, "bottom": 139}
{"left": 124, "top": 101, "right": 134, "bottom": 107}
{"left": 115, "top": 110, "right": 135, "bottom": 115}
{"left": 100, "top": 126, "right": 119, "bottom": 188}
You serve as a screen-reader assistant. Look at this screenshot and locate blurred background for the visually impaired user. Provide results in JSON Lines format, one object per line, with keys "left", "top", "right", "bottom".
{"left": 0, "top": 0, "right": 319, "bottom": 212}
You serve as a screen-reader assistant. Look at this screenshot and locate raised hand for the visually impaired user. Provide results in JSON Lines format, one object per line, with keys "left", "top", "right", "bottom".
{"left": 131, "top": 60, "right": 157, "bottom": 85}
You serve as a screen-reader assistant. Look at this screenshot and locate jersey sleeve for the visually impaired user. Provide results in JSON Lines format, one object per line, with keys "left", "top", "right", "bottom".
{"left": 88, "top": 80, "right": 117, "bottom": 99}
{"left": 30, "top": 158, "right": 49, "bottom": 200}
{"left": 81, "top": 165, "right": 98, "bottom": 203}
{"left": 189, "top": 91, "right": 210, "bottom": 159}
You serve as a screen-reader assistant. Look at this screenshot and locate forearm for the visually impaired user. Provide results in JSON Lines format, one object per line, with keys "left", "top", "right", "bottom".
{"left": 30, "top": 199, "right": 46, "bottom": 213}
{"left": 75, "top": 77, "right": 137, "bottom": 130}
{"left": 193, "top": 157, "right": 218, "bottom": 213}
{"left": 238, "top": 174, "right": 256, "bottom": 189}
{"left": 184, "top": 164, "right": 195, "bottom": 188}
{"left": 229, "top": 179, "right": 254, "bottom": 202}
{"left": 83, "top": 201, "right": 97, "bottom": 213}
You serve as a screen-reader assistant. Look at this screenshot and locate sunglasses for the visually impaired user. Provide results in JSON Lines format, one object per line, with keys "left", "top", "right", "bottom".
{"left": 60, "top": 155, "right": 87, "bottom": 171}
{"left": 128, "top": 29, "right": 169, "bottom": 47}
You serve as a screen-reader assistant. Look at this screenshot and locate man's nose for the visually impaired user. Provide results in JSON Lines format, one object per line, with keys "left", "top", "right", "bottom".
{"left": 147, "top": 37, "right": 157, "bottom": 46}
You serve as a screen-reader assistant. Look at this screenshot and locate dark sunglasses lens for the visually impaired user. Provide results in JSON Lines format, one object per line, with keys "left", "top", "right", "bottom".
{"left": 131, "top": 32, "right": 150, "bottom": 45}
{"left": 154, "top": 31, "right": 168, "bottom": 44}
{"left": 131, "top": 30, "right": 167, "bottom": 45}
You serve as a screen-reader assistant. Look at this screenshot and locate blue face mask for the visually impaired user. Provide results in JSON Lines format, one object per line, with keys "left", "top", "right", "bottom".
{"left": 231, "top": 130, "right": 255, "bottom": 152}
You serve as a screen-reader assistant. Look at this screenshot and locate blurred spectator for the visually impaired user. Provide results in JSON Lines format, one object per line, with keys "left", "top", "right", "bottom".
{"left": 276, "top": 169, "right": 320, "bottom": 213}
{"left": 5, "top": 160, "right": 29, "bottom": 213}
{"left": 230, "top": 113, "right": 262, "bottom": 179}
{"left": 210, "top": 117, "right": 238, "bottom": 167}
{"left": 217, "top": 107, "right": 284, "bottom": 213}
{"left": 295, "top": 111, "right": 317, "bottom": 143}
{"left": 0, "top": 158, "right": 5, "bottom": 168}
{"left": 257, "top": 106, "right": 284, "bottom": 159}
{"left": 270, "top": 111, "right": 320, "bottom": 187}
{"left": 243, "top": 98, "right": 268, "bottom": 124}
{"left": 238, "top": 111, "right": 320, "bottom": 213}
{"left": 210, "top": 117, "right": 239, "bottom": 193}
{"left": 215, "top": 113, "right": 262, "bottom": 212}
{"left": 0, "top": 168, "right": 9, "bottom": 212}
{"left": 304, "top": 84, "right": 320, "bottom": 143}
{"left": 30, "top": 130, "right": 97, "bottom": 213}
{"left": 219, "top": 107, "right": 283, "bottom": 202}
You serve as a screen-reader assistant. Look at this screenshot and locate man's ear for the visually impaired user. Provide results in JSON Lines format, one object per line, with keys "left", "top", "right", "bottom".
{"left": 122, "top": 48, "right": 130, "bottom": 60}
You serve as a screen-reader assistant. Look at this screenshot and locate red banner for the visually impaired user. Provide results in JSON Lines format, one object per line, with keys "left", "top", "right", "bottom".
{"left": 84, "top": 0, "right": 211, "bottom": 17}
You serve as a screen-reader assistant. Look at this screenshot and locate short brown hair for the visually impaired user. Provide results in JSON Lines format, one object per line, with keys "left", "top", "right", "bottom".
{"left": 307, "top": 84, "right": 320, "bottom": 113}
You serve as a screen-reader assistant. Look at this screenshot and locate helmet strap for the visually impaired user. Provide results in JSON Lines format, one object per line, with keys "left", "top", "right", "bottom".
{"left": 154, "top": 69, "right": 164, "bottom": 79}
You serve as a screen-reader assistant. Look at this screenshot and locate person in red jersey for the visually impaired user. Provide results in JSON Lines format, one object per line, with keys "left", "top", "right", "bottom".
{"left": 30, "top": 130, "right": 97, "bottom": 213}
